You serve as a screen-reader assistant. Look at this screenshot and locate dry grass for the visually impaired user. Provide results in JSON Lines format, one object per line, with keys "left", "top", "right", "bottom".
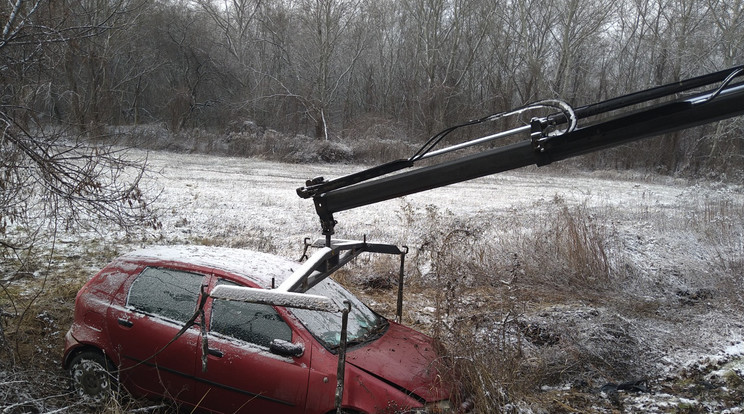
{"left": 112, "top": 123, "right": 417, "bottom": 166}
{"left": 0, "top": 248, "right": 183, "bottom": 413}
{"left": 0, "top": 254, "right": 94, "bottom": 412}
{"left": 339, "top": 190, "right": 744, "bottom": 412}
{"left": 2, "top": 174, "right": 744, "bottom": 412}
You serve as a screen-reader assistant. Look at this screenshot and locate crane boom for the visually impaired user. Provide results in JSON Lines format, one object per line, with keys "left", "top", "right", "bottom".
{"left": 298, "top": 66, "right": 744, "bottom": 238}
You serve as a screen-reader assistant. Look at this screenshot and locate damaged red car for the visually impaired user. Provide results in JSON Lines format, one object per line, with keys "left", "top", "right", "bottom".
{"left": 63, "top": 245, "right": 467, "bottom": 413}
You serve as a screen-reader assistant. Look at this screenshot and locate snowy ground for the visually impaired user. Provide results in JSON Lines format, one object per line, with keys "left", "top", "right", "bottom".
{"left": 128, "top": 150, "right": 744, "bottom": 412}
{"left": 5, "top": 148, "right": 744, "bottom": 412}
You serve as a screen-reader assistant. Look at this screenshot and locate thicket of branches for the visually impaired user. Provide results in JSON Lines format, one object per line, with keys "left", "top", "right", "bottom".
{"left": 1, "top": 0, "right": 158, "bottom": 258}
{"left": 2, "top": 1, "right": 744, "bottom": 207}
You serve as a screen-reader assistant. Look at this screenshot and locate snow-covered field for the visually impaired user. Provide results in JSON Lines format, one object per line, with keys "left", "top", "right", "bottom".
{"left": 5, "top": 148, "right": 744, "bottom": 412}
{"left": 130, "top": 150, "right": 744, "bottom": 412}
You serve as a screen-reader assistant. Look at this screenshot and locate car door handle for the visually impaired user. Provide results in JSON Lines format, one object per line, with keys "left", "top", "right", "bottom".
{"left": 117, "top": 318, "right": 134, "bottom": 328}
{"left": 208, "top": 348, "right": 224, "bottom": 358}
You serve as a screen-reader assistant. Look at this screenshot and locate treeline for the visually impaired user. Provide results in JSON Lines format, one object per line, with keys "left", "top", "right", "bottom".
{"left": 2, "top": 0, "right": 743, "bottom": 175}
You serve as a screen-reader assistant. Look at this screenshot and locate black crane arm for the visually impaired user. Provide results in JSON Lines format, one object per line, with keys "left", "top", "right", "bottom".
{"left": 298, "top": 66, "right": 744, "bottom": 237}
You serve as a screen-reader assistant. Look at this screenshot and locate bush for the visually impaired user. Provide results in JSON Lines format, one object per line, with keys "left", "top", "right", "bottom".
{"left": 110, "top": 117, "right": 418, "bottom": 165}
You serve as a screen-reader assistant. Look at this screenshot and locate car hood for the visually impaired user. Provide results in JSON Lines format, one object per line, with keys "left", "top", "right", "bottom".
{"left": 345, "top": 321, "right": 451, "bottom": 402}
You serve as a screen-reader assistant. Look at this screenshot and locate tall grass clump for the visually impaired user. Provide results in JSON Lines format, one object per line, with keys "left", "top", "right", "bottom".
{"left": 687, "top": 193, "right": 744, "bottom": 308}
{"left": 394, "top": 197, "right": 633, "bottom": 411}
{"left": 522, "top": 196, "right": 616, "bottom": 298}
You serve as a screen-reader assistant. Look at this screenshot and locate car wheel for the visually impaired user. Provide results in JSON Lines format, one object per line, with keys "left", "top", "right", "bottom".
{"left": 69, "top": 351, "right": 117, "bottom": 403}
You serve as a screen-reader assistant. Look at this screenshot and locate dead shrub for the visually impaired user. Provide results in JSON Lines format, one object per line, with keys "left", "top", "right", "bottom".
{"left": 448, "top": 334, "right": 533, "bottom": 411}
{"left": 531, "top": 197, "right": 614, "bottom": 292}
{"left": 350, "top": 138, "right": 416, "bottom": 165}
{"left": 403, "top": 197, "right": 619, "bottom": 306}
{"left": 112, "top": 123, "right": 414, "bottom": 165}
{"left": 389, "top": 199, "right": 639, "bottom": 411}
{"left": 681, "top": 193, "right": 744, "bottom": 307}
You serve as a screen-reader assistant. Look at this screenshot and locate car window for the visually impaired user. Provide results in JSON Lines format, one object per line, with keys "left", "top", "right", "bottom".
{"left": 290, "top": 278, "right": 384, "bottom": 349}
{"left": 210, "top": 280, "right": 292, "bottom": 347}
{"left": 127, "top": 267, "right": 204, "bottom": 322}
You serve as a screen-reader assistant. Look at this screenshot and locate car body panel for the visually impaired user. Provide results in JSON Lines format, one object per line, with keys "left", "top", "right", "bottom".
{"left": 63, "top": 245, "right": 456, "bottom": 414}
{"left": 304, "top": 342, "right": 436, "bottom": 414}
{"left": 104, "top": 263, "right": 206, "bottom": 405}
{"left": 195, "top": 331, "right": 311, "bottom": 413}
{"left": 345, "top": 322, "right": 451, "bottom": 403}
{"left": 107, "top": 304, "right": 202, "bottom": 404}
{"left": 192, "top": 273, "right": 313, "bottom": 413}
{"left": 122, "top": 245, "right": 296, "bottom": 288}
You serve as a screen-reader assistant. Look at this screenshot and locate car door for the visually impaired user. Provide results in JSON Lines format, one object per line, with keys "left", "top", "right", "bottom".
{"left": 107, "top": 267, "right": 205, "bottom": 406}
{"left": 195, "top": 279, "right": 311, "bottom": 414}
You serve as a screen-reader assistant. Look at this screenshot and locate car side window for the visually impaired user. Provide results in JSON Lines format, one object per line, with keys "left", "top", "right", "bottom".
{"left": 210, "top": 281, "right": 292, "bottom": 348}
{"left": 128, "top": 267, "right": 204, "bottom": 323}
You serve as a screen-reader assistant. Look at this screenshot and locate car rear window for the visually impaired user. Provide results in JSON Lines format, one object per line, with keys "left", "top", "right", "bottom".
{"left": 127, "top": 267, "right": 204, "bottom": 322}
{"left": 210, "top": 280, "right": 292, "bottom": 347}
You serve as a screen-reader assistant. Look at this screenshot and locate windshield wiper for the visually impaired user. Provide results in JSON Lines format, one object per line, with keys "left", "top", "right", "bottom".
{"left": 355, "top": 318, "right": 389, "bottom": 345}
{"left": 330, "top": 319, "right": 389, "bottom": 351}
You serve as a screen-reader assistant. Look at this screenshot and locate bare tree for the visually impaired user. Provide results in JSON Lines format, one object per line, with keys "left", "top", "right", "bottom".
{"left": 0, "top": 0, "right": 156, "bottom": 256}
{"left": 249, "top": 0, "right": 370, "bottom": 139}
{"left": 197, "top": 0, "right": 262, "bottom": 67}
{"left": 4, "top": 0, "right": 743, "bottom": 180}
{"left": 491, "top": 0, "right": 556, "bottom": 105}
{"left": 550, "top": 0, "right": 615, "bottom": 101}
{"left": 707, "top": 0, "right": 744, "bottom": 67}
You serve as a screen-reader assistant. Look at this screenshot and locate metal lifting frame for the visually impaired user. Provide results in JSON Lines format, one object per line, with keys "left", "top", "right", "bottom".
{"left": 279, "top": 237, "right": 409, "bottom": 323}
{"left": 297, "top": 65, "right": 744, "bottom": 237}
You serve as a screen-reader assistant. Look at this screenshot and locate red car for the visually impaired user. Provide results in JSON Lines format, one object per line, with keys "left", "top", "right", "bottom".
{"left": 63, "top": 245, "right": 463, "bottom": 413}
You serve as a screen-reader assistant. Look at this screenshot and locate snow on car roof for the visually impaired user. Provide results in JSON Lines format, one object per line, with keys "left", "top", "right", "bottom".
{"left": 123, "top": 245, "right": 299, "bottom": 288}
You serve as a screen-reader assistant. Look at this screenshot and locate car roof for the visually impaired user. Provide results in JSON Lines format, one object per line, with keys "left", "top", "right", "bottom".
{"left": 122, "top": 245, "right": 299, "bottom": 288}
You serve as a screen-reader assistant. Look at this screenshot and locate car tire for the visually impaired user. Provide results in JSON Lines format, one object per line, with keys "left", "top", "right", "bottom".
{"left": 69, "top": 350, "right": 118, "bottom": 403}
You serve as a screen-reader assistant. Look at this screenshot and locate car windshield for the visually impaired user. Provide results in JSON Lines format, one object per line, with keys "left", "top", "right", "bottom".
{"left": 289, "top": 278, "right": 386, "bottom": 349}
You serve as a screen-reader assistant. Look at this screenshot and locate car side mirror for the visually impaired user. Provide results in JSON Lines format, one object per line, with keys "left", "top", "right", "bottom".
{"left": 270, "top": 339, "right": 304, "bottom": 357}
